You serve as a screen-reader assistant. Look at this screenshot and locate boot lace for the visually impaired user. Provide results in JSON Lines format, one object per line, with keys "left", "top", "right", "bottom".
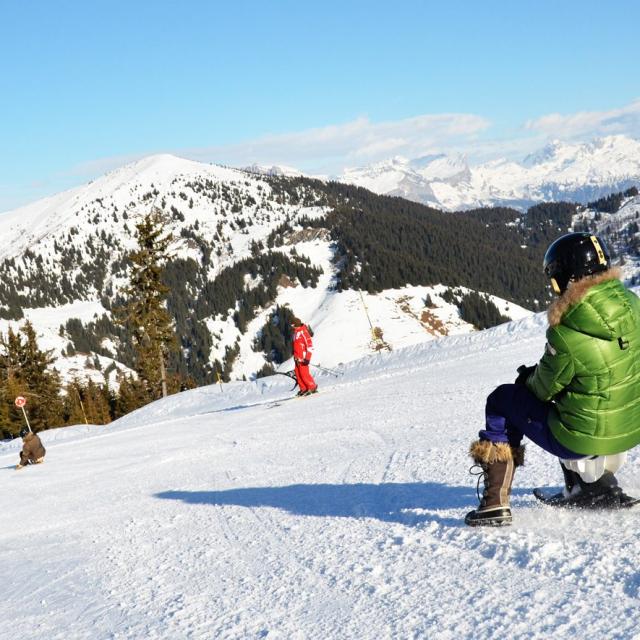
{"left": 469, "top": 463, "right": 488, "bottom": 504}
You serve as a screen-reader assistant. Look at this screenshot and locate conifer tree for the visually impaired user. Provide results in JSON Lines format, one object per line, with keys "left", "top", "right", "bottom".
{"left": 0, "top": 328, "right": 24, "bottom": 436}
{"left": 81, "top": 379, "right": 112, "bottom": 424}
{"left": 114, "top": 373, "right": 151, "bottom": 417}
{"left": 63, "top": 378, "right": 113, "bottom": 425}
{"left": 0, "top": 321, "right": 63, "bottom": 437}
{"left": 64, "top": 379, "right": 89, "bottom": 426}
{"left": 116, "top": 207, "right": 178, "bottom": 402}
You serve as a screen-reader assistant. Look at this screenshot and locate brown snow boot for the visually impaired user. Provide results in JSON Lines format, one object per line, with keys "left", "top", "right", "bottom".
{"left": 465, "top": 440, "right": 525, "bottom": 527}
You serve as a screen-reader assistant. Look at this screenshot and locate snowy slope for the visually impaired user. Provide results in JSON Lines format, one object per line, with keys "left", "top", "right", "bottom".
{"left": 0, "top": 155, "right": 244, "bottom": 260}
{"left": 340, "top": 135, "right": 640, "bottom": 210}
{"left": 0, "top": 300, "right": 127, "bottom": 386}
{"left": 242, "top": 163, "right": 305, "bottom": 177}
{"left": 0, "top": 154, "right": 331, "bottom": 380}
{"left": 0, "top": 153, "right": 296, "bottom": 270}
{"left": 220, "top": 234, "right": 532, "bottom": 379}
{"left": 3, "top": 313, "right": 640, "bottom": 639}
{"left": 0, "top": 153, "right": 531, "bottom": 384}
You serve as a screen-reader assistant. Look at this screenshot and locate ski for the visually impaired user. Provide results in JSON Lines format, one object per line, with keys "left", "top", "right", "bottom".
{"left": 533, "top": 487, "right": 640, "bottom": 509}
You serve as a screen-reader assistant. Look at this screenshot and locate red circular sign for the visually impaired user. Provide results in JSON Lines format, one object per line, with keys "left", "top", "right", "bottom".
{"left": 14, "top": 396, "right": 26, "bottom": 408}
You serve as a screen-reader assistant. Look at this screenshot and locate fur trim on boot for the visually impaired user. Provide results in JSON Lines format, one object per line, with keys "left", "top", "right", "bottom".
{"left": 469, "top": 439, "right": 514, "bottom": 464}
{"left": 468, "top": 440, "right": 525, "bottom": 466}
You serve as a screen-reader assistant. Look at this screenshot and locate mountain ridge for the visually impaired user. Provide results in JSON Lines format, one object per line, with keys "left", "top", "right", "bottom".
{"left": 338, "top": 134, "right": 640, "bottom": 210}
{"left": 1, "top": 150, "right": 639, "bottom": 397}
{"left": 0, "top": 154, "right": 540, "bottom": 389}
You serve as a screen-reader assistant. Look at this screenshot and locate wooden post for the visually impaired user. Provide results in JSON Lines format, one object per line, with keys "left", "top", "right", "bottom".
{"left": 20, "top": 406, "right": 32, "bottom": 432}
{"left": 359, "top": 290, "right": 385, "bottom": 348}
{"left": 75, "top": 387, "right": 89, "bottom": 425}
{"left": 159, "top": 344, "right": 168, "bottom": 398}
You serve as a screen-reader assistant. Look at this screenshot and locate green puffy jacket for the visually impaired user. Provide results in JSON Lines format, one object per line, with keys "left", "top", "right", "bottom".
{"left": 527, "top": 270, "right": 640, "bottom": 455}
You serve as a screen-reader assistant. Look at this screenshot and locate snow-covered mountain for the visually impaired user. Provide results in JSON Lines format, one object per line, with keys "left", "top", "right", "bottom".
{"left": 0, "top": 154, "right": 310, "bottom": 384}
{"left": 340, "top": 135, "right": 640, "bottom": 210}
{"left": 0, "top": 153, "right": 529, "bottom": 386}
{"left": 241, "top": 162, "right": 304, "bottom": 177}
{"left": 3, "top": 313, "right": 640, "bottom": 639}
{"left": 574, "top": 192, "right": 640, "bottom": 284}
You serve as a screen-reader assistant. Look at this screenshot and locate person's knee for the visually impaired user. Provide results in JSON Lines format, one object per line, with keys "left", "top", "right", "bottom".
{"left": 487, "top": 383, "right": 517, "bottom": 407}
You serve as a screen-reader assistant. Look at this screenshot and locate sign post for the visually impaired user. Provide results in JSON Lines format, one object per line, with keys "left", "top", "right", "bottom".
{"left": 14, "top": 396, "right": 32, "bottom": 433}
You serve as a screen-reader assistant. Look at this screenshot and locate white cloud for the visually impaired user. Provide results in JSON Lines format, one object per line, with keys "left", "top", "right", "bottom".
{"left": 525, "top": 99, "right": 640, "bottom": 139}
{"left": 53, "top": 100, "right": 640, "bottom": 204}
{"left": 6, "top": 100, "right": 640, "bottom": 214}
{"left": 182, "top": 113, "right": 491, "bottom": 173}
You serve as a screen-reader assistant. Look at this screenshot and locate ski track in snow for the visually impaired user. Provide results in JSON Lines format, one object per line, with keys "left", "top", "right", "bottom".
{"left": 3, "top": 317, "right": 640, "bottom": 639}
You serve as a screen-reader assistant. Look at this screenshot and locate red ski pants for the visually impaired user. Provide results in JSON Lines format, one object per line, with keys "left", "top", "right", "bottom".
{"left": 294, "top": 362, "right": 317, "bottom": 392}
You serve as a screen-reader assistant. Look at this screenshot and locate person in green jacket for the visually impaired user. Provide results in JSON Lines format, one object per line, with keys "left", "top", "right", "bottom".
{"left": 466, "top": 232, "right": 640, "bottom": 527}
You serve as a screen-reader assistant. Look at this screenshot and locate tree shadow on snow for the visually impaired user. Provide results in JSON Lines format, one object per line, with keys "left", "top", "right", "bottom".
{"left": 155, "top": 482, "right": 476, "bottom": 528}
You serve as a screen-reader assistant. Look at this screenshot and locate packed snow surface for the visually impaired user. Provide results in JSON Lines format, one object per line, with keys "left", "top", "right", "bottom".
{"left": 3, "top": 312, "right": 640, "bottom": 639}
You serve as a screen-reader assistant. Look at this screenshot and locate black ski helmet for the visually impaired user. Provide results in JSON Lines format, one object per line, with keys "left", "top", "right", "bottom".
{"left": 19, "top": 427, "right": 30, "bottom": 438}
{"left": 543, "top": 232, "right": 611, "bottom": 294}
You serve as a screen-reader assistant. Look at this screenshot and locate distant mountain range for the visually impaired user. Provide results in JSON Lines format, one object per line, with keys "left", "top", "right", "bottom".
{"left": 1, "top": 137, "right": 640, "bottom": 387}
{"left": 338, "top": 135, "right": 640, "bottom": 210}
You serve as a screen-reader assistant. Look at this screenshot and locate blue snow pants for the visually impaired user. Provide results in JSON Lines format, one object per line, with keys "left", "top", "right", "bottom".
{"left": 479, "top": 384, "right": 584, "bottom": 459}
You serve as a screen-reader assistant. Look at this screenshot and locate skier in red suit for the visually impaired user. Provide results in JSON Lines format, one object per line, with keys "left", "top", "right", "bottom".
{"left": 292, "top": 317, "right": 317, "bottom": 396}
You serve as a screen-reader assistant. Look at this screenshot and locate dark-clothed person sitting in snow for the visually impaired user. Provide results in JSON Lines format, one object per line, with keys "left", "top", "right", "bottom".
{"left": 16, "top": 428, "right": 46, "bottom": 470}
{"left": 466, "top": 232, "right": 640, "bottom": 527}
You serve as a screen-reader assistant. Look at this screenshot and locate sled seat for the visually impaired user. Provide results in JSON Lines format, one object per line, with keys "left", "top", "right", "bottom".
{"left": 560, "top": 452, "right": 627, "bottom": 483}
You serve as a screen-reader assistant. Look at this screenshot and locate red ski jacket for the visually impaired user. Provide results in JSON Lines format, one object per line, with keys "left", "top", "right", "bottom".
{"left": 293, "top": 325, "right": 313, "bottom": 362}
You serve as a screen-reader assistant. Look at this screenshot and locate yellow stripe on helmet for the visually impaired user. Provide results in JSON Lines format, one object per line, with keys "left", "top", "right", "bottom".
{"left": 590, "top": 235, "right": 607, "bottom": 265}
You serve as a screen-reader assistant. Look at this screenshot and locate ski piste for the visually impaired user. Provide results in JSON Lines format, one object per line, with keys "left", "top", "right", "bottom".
{"left": 6, "top": 312, "right": 640, "bottom": 639}
{"left": 533, "top": 487, "right": 640, "bottom": 509}
{"left": 268, "top": 389, "right": 320, "bottom": 408}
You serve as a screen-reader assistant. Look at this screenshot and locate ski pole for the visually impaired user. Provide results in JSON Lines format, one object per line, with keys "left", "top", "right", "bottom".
{"left": 274, "top": 370, "right": 298, "bottom": 390}
{"left": 310, "top": 363, "right": 341, "bottom": 377}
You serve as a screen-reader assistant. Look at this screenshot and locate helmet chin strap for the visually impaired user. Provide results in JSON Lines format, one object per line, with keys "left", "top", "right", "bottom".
{"left": 550, "top": 277, "right": 563, "bottom": 295}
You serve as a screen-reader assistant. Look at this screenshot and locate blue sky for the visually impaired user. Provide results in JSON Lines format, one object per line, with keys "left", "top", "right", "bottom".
{"left": 1, "top": 0, "right": 640, "bottom": 211}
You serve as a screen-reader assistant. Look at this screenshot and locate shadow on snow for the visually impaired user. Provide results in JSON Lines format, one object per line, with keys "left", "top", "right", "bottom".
{"left": 155, "top": 482, "right": 491, "bottom": 527}
{"left": 197, "top": 396, "right": 294, "bottom": 416}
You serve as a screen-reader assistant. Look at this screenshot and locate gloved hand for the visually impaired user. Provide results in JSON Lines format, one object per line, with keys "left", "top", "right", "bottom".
{"left": 302, "top": 359, "right": 310, "bottom": 366}
{"left": 515, "top": 364, "right": 537, "bottom": 385}
{"left": 15, "top": 464, "right": 23, "bottom": 471}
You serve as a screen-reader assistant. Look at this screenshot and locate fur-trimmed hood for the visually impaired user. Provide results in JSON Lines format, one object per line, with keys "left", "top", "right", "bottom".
{"left": 546, "top": 268, "right": 634, "bottom": 339}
